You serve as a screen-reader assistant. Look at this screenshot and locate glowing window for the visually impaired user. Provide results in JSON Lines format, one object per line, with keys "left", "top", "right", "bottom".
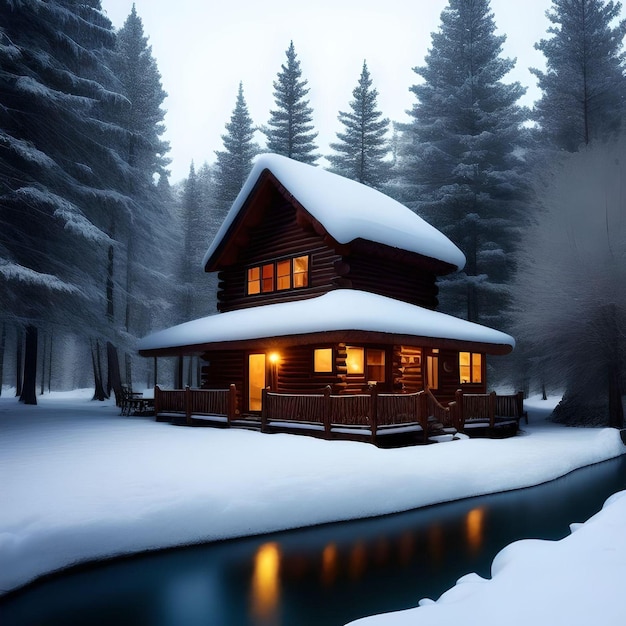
{"left": 427, "top": 349, "right": 439, "bottom": 389}
{"left": 314, "top": 348, "right": 333, "bottom": 373}
{"left": 261, "top": 264, "right": 274, "bottom": 292}
{"left": 247, "top": 267, "right": 261, "bottom": 295}
{"left": 366, "top": 349, "right": 385, "bottom": 383}
{"left": 346, "top": 346, "right": 364, "bottom": 375}
{"left": 459, "top": 352, "right": 482, "bottom": 384}
{"left": 276, "top": 260, "right": 291, "bottom": 290}
{"left": 293, "top": 256, "right": 309, "bottom": 288}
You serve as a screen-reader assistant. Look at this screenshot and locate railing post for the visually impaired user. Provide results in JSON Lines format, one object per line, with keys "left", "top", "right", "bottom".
{"left": 489, "top": 390, "right": 496, "bottom": 430}
{"left": 154, "top": 385, "right": 161, "bottom": 419}
{"left": 228, "top": 384, "right": 237, "bottom": 426}
{"left": 261, "top": 387, "right": 268, "bottom": 433}
{"left": 369, "top": 385, "right": 378, "bottom": 445}
{"left": 185, "top": 385, "right": 191, "bottom": 425}
{"left": 323, "top": 386, "right": 332, "bottom": 438}
{"left": 418, "top": 391, "right": 428, "bottom": 443}
{"left": 455, "top": 389, "right": 464, "bottom": 429}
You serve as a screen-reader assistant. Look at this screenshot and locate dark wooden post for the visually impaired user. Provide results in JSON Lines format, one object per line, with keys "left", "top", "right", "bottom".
{"left": 154, "top": 385, "right": 161, "bottom": 419}
{"left": 185, "top": 385, "right": 192, "bottom": 425}
{"left": 488, "top": 390, "right": 496, "bottom": 430}
{"left": 261, "top": 387, "right": 268, "bottom": 433}
{"left": 323, "top": 386, "right": 332, "bottom": 438}
{"left": 418, "top": 391, "right": 429, "bottom": 443}
{"left": 228, "top": 384, "right": 237, "bottom": 426}
{"left": 455, "top": 389, "right": 464, "bottom": 430}
{"left": 369, "top": 385, "right": 378, "bottom": 445}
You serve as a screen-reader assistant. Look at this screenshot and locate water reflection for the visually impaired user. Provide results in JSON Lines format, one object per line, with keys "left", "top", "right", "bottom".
{"left": 250, "top": 542, "right": 281, "bottom": 623}
{"left": 1, "top": 456, "right": 625, "bottom": 626}
{"left": 466, "top": 507, "right": 485, "bottom": 555}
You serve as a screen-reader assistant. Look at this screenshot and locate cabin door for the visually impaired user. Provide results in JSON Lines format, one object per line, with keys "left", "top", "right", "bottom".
{"left": 248, "top": 353, "right": 266, "bottom": 413}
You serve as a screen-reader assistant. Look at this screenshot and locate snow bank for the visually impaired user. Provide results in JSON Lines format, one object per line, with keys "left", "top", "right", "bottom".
{"left": 0, "top": 392, "right": 624, "bottom": 597}
{"left": 347, "top": 490, "right": 626, "bottom": 626}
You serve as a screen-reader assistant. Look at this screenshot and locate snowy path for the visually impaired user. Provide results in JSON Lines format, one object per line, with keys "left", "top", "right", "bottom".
{"left": 0, "top": 391, "right": 624, "bottom": 608}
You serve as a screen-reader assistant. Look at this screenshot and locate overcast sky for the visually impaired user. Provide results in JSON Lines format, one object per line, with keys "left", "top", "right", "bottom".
{"left": 100, "top": 0, "right": 559, "bottom": 183}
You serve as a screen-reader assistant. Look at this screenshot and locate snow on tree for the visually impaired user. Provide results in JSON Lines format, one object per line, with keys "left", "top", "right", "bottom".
{"left": 0, "top": 0, "right": 132, "bottom": 403}
{"left": 532, "top": 0, "right": 626, "bottom": 152}
{"left": 214, "top": 82, "right": 259, "bottom": 212}
{"left": 512, "top": 138, "right": 626, "bottom": 428}
{"left": 397, "top": 0, "right": 529, "bottom": 325}
{"left": 327, "top": 61, "right": 391, "bottom": 190}
{"left": 263, "top": 41, "right": 318, "bottom": 164}
{"left": 108, "top": 4, "right": 174, "bottom": 394}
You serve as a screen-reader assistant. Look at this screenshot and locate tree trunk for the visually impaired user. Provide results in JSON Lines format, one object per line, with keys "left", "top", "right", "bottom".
{"left": 15, "top": 326, "right": 23, "bottom": 397}
{"left": 91, "top": 340, "right": 108, "bottom": 401}
{"left": 20, "top": 325, "right": 38, "bottom": 405}
{"left": 40, "top": 330, "right": 46, "bottom": 395}
{"left": 107, "top": 342, "right": 123, "bottom": 405}
{"left": 0, "top": 322, "right": 5, "bottom": 397}
{"left": 607, "top": 365, "right": 624, "bottom": 429}
{"left": 47, "top": 331, "right": 53, "bottom": 393}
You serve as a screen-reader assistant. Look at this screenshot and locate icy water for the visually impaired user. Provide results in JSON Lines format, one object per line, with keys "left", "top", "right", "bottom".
{"left": 2, "top": 455, "right": 626, "bottom": 626}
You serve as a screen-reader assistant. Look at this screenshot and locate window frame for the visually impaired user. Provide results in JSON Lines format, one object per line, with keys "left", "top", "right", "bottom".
{"left": 246, "top": 254, "right": 310, "bottom": 296}
{"left": 459, "top": 351, "right": 483, "bottom": 384}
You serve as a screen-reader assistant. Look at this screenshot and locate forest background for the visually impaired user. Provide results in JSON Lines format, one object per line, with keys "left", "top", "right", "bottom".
{"left": 0, "top": 0, "right": 625, "bottom": 427}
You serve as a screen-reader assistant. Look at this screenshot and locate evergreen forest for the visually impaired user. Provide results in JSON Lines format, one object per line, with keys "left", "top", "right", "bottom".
{"left": 1, "top": 0, "right": 624, "bottom": 427}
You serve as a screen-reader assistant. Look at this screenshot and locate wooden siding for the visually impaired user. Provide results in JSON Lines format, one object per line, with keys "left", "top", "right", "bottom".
{"left": 395, "top": 346, "right": 424, "bottom": 393}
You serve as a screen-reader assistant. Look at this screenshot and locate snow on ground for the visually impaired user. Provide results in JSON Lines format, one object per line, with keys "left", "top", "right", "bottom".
{"left": 0, "top": 391, "right": 624, "bottom": 622}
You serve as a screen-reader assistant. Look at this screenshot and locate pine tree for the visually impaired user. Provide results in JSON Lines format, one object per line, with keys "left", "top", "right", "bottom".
{"left": 328, "top": 61, "right": 391, "bottom": 189}
{"left": 109, "top": 4, "right": 172, "bottom": 392}
{"left": 0, "top": 0, "right": 131, "bottom": 402}
{"left": 532, "top": 0, "right": 626, "bottom": 151}
{"left": 398, "top": 0, "right": 529, "bottom": 325}
{"left": 214, "top": 83, "right": 259, "bottom": 212}
{"left": 263, "top": 41, "right": 318, "bottom": 164}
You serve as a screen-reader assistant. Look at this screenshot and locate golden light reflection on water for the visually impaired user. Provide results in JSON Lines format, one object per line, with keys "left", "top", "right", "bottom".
{"left": 321, "top": 542, "right": 338, "bottom": 586}
{"left": 466, "top": 507, "right": 485, "bottom": 554}
{"left": 250, "top": 542, "right": 281, "bottom": 623}
{"left": 349, "top": 541, "right": 367, "bottom": 580}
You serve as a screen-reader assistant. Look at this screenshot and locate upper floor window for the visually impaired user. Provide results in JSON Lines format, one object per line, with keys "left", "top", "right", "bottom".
{"left": 459, "top": 352, "right": 482, "bottom": 384}
{"left": 247, "top": 255, "right": 309, "bottom": 295}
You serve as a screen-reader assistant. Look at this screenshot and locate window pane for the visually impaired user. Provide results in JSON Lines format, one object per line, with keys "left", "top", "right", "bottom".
{"left": 277, "top": 260, "right": 291, "bottom": 290}
{"left": 472, "top": 353, "right": 482, "bottom": 383}
{"left": 427, "top": 355, "right": 438, "bottom": 389}
{"left": 314, "top": 348, "right": 333, "bottom": 373}
{"left": 366, "top": 349, "right": 385, "bottom": 383}
{"left": 293, "top": 256, "right": 309, "bottom": 288}
{"left": 247, "top": 267, "right": 261, "bottom": 295}
{"left": 346, "top": 346, "right": 364, "bottom": 375}
{"left": 459, "top": 351, "right": 471, "bottom": 383}
{"left": 261, "top": 263, "right": 274, "bottom": 292}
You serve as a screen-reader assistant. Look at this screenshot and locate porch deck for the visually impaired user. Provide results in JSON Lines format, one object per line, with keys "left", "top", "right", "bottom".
{"left": 150, "top": 385, "right": 525, "bottom": 447}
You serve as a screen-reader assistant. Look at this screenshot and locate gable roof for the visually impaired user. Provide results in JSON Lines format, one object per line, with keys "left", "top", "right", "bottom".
{"left": 138, "top": 289, "right": 514, "bottom": 356}
{"left": 202, "top": 154, "right": 466, "bottom": 272}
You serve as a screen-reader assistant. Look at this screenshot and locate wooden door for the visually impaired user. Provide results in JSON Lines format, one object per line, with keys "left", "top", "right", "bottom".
{"left": 248, "top": 353, "right": 266, "bottom": 412}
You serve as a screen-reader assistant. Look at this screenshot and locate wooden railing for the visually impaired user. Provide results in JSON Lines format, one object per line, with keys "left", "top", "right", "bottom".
{"left": 261, "top": 386, "right": 429, "bottom": 444}
{"left": 454, "top": 389, "right": 526, "bottom": 432}
{"left": 424, "top": 386, "right": 456, "bottom": 430}
{"left": 154, "top": 385, "right": 238, "bottom": 424}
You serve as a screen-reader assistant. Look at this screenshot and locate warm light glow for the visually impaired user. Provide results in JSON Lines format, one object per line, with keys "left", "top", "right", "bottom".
{"left": 459, "top": 352, "right": 483, "bottom": 384}
{"left": 250, "top": 542, "right": 281, "bottom": 620}
{"left": 349, "top": 541, "right": 367, "bottom": 580}
{"left": 321, "top": 543, "right": 338, "bottom": 586}
{"left": 466, "top": 507, "right": 485, "bottom": 554}
{"left": 346, "top": 346, "right": 364, "bottom": 374}
{"left": 268, "top": 352, "right": 281, "bottom": 365}
{"left": 314, "top": 348, "right": 333, "bottom": 373}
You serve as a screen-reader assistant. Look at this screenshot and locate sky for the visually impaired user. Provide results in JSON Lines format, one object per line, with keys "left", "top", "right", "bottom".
{"left": 1, "top": 391, "right": 625, "bottom": 625}
{"left": 99, "top": 0, "right": 556, "bottom": 183}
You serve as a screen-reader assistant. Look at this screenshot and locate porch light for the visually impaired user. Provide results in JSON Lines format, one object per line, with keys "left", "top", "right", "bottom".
{"left": 268, "top": 352, "right": 281, "bottom": 364}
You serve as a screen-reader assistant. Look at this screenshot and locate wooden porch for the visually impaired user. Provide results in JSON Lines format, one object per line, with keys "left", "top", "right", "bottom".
{"left": 150, "top": 385, "right": 526, "bottom": 447}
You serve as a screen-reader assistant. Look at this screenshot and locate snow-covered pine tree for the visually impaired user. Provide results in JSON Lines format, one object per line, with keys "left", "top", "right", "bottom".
{"left": 0, "top": 0, "right": 132, "bottom": 403}
{"left": 263, "top": 41, "right": 318, "bottom": 164}
{"left": 327, "top": 61, "right": 391, "bottom": 189}
{"left": 109, "top": 5, "right": 173, "bottom": 393}
{"left": 532, "top": 0, "right": 626, "bottom": 151}
{"left": 214, "top": 83, "right": 259, "bottom": 212}
{"left": 398, "top": 0, "right": 529, "bottom": 325}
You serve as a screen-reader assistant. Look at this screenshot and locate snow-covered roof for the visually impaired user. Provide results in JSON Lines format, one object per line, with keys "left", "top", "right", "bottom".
{"left": 138, "top": 290, "right": 514, "bottom": 353}
{"left": 202, "top": 154, "right": 466, "bottom": 271}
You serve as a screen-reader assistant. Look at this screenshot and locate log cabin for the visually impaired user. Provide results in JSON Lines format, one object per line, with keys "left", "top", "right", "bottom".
{"left": 138, "top": 154, "right": 515, "bottom": 434}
